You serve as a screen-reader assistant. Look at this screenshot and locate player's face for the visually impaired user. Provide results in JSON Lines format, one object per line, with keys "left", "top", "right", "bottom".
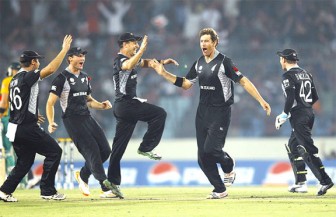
{"left": 32, "top": 59, "right": 40, "bottom": 70}
{"left": 69, "top": 54, "right": 86, "bottom": 70}
{"left": 125, "top": 41, "right": 139, "bottom": 57}
{"left": 200, "top": 34, "right": 216, "bottom": 57}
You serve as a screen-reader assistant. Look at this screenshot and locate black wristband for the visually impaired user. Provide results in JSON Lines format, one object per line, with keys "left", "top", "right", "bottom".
{"left": 0, "top": 108, "right": 6, "bottom": 114}
{"left": 156, "top": 59, "right": 164, "bottom": 65}
{"left": 143, "top": 60, "right": 149, "bottom": 68}
{"left": 174, "top": 76, "right": 184, "bottom": 87}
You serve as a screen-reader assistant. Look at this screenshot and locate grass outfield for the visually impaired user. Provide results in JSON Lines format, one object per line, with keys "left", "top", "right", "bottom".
{"left": 0, "top": 186, "right": 335, "bottom": 217}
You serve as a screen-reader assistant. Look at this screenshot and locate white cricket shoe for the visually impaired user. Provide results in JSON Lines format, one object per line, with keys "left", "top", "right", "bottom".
{"left": 100, "top": 190, "right": 118, "bottom": 198}
{"left": 206, "top": 191, "right": 228, "bottom": 199}
{"left": 74, "top": 170, "right": 90, "bottom": 196}
{"left": 288, "top": 183, "right": 308, "bottom": 193}
{"left": 0, "top": 191, "right": 18, "bottom": 202}
{"left": 224, "top": 171, "right": 236, "bottom": 187}
{"left": 41, "top": 192, "right": 66, "bottom": 200}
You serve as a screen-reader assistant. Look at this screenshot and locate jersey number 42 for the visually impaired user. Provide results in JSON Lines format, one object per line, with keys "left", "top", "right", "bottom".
{"left": 299, "top": 80, "right": 312, "bottom": 103}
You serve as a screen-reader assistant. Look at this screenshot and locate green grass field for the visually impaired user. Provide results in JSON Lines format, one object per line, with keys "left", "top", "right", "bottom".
{"left": 0, "top": 186, "right": 335, "bottom": 217}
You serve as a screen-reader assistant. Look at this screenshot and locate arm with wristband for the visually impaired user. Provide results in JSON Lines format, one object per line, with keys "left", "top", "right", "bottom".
{"left": 150, "top": 59, "right": 192, "bottom": 90}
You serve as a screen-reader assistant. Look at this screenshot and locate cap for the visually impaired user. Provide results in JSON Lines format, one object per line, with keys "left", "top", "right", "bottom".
{"left": 20, "top": 50, "right": 45, "bottom": 63}
{"left": 7, "top": 62, "right": 21, "bottom": 76}
{"left": 276, "top": 49, "right": 299, "bottom": 61}
{"left": 118, "top": 32, "right": 142, "bottom": 43}
{"left": 67, "top": 47, "right": 88, "bottom": 56}
{"left": 9, "top": 62, "right": 21, "bottom": 70}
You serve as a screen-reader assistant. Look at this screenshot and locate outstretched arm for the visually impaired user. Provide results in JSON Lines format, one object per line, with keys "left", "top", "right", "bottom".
{"left": 150, "top": 59, "right": 192, "bottom": 90}
{"left": 239, "top": 77, "right": 271, "bottom": 116}
{"left": 40, "top": 35, "right": 72, "bottom": 79}
{"left": 122, "top": 35, "right": 148, "bottom": 70}
{"left": 142, "top": 58, "right": 179, "bottom": 68}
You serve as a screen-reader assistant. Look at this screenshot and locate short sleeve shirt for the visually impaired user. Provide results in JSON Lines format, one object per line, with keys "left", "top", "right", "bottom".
{"left": 186, "top": 52, "right": 243, "bottom": 106}
{"left": 113, "top": 53, "right": 142, "bottom": 101}
{"left": 9, "top": 69, "right": 41, "bottom": 124}
{"left": 49, "top": 69, "right": 91, "bottom": 118}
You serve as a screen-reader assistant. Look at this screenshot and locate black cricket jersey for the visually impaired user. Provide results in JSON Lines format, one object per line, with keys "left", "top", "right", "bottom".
{"left": 186, "top": 51, "right": 243, "bottom": 106}
{"left": 281, "top": 67, "right": 319, "bottom": 114}
{"left": 9, "top": 69, "right": 41, "bottom": 124}
{"left": 113, "top": 53, "right": 141, "bottom": 101}
{"left": 49, "top": 69, "right": 92, "bottom": 118}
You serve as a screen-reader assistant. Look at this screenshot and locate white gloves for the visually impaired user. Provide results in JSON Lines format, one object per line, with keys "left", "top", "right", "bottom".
{"left": 275, "top": 112, "right": 290, "bottom": 130}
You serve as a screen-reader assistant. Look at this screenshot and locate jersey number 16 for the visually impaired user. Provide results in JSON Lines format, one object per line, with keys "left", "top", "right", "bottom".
{"left": 9, "top": 87, "right": 22, "bottom": 111}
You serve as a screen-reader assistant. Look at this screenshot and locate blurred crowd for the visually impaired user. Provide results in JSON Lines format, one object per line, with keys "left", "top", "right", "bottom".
{"left": 0, "top": 0, "right": 336, "bottom": 139}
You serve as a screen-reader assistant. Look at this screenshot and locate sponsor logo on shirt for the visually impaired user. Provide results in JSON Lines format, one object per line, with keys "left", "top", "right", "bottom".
{"left": 51, "top": 85, "right": 57, "bottom": 91}
{"left": 131, "top": 74, "right": 137, "bottom": 79}
{"left": 10, "top": 79, "right": 18, "bottom": 87}
{"left": 200, "top": 85, "right": 215, "bottom": 90}
{"left": 73, "top": 92, "right": 87, "bottom": 96}
{"left": 283, "top": 79, "right": 290, "bottom": 88}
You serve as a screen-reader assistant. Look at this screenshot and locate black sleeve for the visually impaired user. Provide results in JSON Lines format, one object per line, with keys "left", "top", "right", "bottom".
{"left": 309, "top": 73, "right": 319, "bottom": 104}
{"left": 223, "top": 57, "right": 244, "bottom": 83}
{"left": 284, "top": 88, "right": 295, "bottom": 114}
{"left": 87, "top": 76, "right": 92, "bottom": 95}
{"left": 116, "top": 55, "right": 141, "bottom": 71}
{"left": 114, "top": 56, "right": 125, "bottom": 73}
{"left": 49, "top": 74, "right": 66, "bottom": 97}
{"left": 185, "top": 61, "right": 198, "bottom": 83}
{"left": 24, "top": 70, "right": 41, "bottom": 87}
{"left": 282, "top": 73, "right": 295, "bottom": 114}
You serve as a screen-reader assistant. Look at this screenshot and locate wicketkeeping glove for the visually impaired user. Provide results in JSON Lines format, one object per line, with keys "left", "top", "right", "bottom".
{"left": 275, "top": 112, "right": 290, "bottom": 130}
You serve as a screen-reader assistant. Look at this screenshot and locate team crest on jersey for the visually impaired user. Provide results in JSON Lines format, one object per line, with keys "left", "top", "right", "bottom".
{"left": 69, "top": 78, "right": 76, "bottom": 85}
{"left": 197, "top": 65, "right": 203, "bottom": 73}
{"left": 211, "top": 64, "right": 217, "bottom": 72}
{"left": 81, "top": 78, "right": 86, "bottom": 83}
{"left": 283, "top": 79, "right": 290, "bottom": 88}
{"left": 51, "top": 85, "right": 57, "bottom": 91}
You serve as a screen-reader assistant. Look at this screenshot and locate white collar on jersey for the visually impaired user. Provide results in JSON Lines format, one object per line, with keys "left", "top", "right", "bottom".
{"left": 65, "top": 67, "right": 80, "bottom": 77}
{"left": 287, "top": 64, "right": 300, "bottom": 71}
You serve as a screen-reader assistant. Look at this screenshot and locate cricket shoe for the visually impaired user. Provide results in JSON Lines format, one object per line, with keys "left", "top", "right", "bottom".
{"left": 137, "top": 150, "right": 162, "bottom": 160}
{"left": 103, "top": 180, "right": 124, "bottom": 199}
{"left": 41, "top": 192, "right": 66, "bottom": 201}
{"left": 206, "top": 191, "right": 228, "bottom": 199}
{"left": 317, "top": 182, "right": 334, "bottom": 196}
{"left": 0, "top": 191, "right": 18, "bottom": 202}
{"left": 288, "top": 183, "right": 308, "bottom": 193}
{"left": 224, "top": 171, "right": 236, "bottom": 187}
{"left": 74, "top": 170, "right": 90, "bottom": 196}
{"left": 100, "top": 190, "right": 118, "bottom": 198}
